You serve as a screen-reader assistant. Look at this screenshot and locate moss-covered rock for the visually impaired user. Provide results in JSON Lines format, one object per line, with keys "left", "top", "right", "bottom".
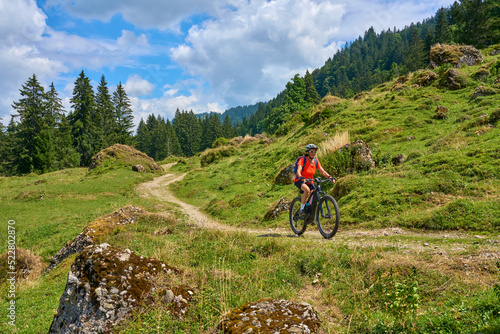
{"left": 430, "top": 44, "right": 483, "bottom": 69}
{"left": 217, "top": 298, "right": 321, "bottom": 334}
{"left": 89, "top": 144, "right": 162, "bottom": 172}
{"left": 49, "top": 243, "right": 183, "bottom": 334}
{"left": 46, "top": 206, "right": 145, "bottom": 272}
{"left": 264, "top": 198, "right": 290, "bottom": 220}
{"left": 274, "top": 164, "right": 294, "bottom": 185}
{"left": 471, "top": 86, "right": 498, "bottom": 100}
{"left": 439, "top": 69, "right": 468, "bottom": 90}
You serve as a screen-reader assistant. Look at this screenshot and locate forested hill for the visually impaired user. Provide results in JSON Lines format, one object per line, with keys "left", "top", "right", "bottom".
{"left": 197, "top": 103, "right": 260, "bottom": 125}
{"left": 238, "top": 0, "right": 500, "bottom": 136}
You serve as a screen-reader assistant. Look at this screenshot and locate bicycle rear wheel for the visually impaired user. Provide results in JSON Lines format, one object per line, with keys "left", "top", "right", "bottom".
{"left": 317, "top": 195, "right": 340, "bottom": 239}
{"left": 289, "top": 197, "right": 307, "bottom": 236}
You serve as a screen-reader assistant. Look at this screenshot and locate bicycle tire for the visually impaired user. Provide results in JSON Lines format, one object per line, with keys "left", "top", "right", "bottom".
{"left": 316, "top": 195, "right": 340, "bottom": 239}
{"left": 289, "top": 197, "right": 307, "bottom": 236}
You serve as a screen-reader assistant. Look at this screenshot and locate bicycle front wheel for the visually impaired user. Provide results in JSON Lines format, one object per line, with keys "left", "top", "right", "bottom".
{"left": 316, "top": 195, "right": 340, "bottom": 239}
{"left": 289, "top": 197, "right": 307, "bottom": 236}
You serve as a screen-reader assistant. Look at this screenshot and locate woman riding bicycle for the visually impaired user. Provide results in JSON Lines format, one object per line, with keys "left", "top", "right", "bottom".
{"left": 295, "top": 144, "right": 335, "bottom": 219}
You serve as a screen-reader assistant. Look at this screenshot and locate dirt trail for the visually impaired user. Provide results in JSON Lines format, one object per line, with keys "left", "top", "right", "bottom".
{"left": 137, "top": 164, "right": 500, "bottom": 253}
{"left": 136, "top": 164, "right": 279, "bottom": 235}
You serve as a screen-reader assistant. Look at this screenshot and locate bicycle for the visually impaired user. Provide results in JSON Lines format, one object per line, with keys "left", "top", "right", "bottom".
{"left": 289, "top": 177, "right": 340, "bottom": 239}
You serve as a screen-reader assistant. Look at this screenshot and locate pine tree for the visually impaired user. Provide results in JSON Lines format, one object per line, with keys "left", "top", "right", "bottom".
{"left": 435, "top": 7, "right": 451, "bottom": 44}
{"left": 113, "top": 83, "right": 134, "bottom": 145}
{"left": 136, "top": 118, "right": 150, "bottom": 155}
{"left": 69, "top": 70, "right": 99, "bottom": 166}
{"left": 11, "top": 74, "right": 47, "bottom": 173}
{"left": 304, "top": 70, "right": 321, "bottom": 104}
{"left": 455, "top": 0, "right": 489, "bottom": 48}
{"left": 55, "top": 115, "right": 80, "bottom": 169}
{"left": 222, "top": 114, "right": 235, "bottom": 138}
{"left": 173, "top": 110, "right": 202, "bottom": 156}
{"left": 96, "top": 75, "right": 116, "bottom": 147}
{"left": 46, "top": 83, "right": 63, "bottom": 128}
{"left": 165, "top": 119, "right": 181, "bottom": 156}
{"left": 4, "top": 119, "right": 20, "bottom": 175}
{"left": 404, "top": 27, "right": 426, "bottom": 72}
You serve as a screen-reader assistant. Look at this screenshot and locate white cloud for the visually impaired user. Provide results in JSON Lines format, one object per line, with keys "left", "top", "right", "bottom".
{"left": 124, "top": 74, "right": 156, "bottom": 96}
{"left": 45, "top": 0, "right": 223, "bottom": 31}
{"left": 171, "top": 0, "right": 345, "bottom": 106}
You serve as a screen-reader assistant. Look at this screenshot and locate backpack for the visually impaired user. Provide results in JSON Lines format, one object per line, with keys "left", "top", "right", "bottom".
{"left": 293, "top": 156, "right": 318, "bottom": 175}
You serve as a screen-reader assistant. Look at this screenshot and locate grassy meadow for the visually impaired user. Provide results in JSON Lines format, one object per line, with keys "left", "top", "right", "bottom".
{"left": 1, "top": 49, "right": 500, "bottom": 333}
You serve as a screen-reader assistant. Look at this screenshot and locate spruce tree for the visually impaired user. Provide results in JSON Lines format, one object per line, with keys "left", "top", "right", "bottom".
{"left": 11, "top": 74, "right": 47, "bottom": 173}
{"left": 113, "top": 83, "right": 134, "bottom": 145}
{"left": 68, "top": 70, "right": 99, "bottom": 166}
{"left": 55, "top": 115, "right": 80, "bottom": 169}
{"left": 135, "top": 118, "right": 150, "bottom": 155}
{"left": 173, "top": 110, "right": 201, "bottom": 156}
{"left": 165, "top": 119, "right": 181, "bottom": 156}
{"left": 404, "top": 27, "right": 426, "bottom": 72}
{"left": 96, "top": 75, "right": 116, "bottom": 147}
{"left": 435, "top": 7, "right": 451, "bottom": 44}
{"left": 222, "top": 114, "right": 235, "bottom": 138}
{"left": 304, "top": 70, "right": 321, "bottom": 104}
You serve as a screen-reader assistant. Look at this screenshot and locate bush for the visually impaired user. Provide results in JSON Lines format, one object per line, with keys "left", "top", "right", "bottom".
{"left": 200, "top": 146, "right": 237, "bottom": 166}
{"left": 212, "top": 137, "right": 230, "bottom": 148}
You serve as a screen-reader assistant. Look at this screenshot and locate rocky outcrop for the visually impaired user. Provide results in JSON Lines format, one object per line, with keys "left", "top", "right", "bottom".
{"left": 265, "top": 198, "right": 290, "bottom": 220}
{"left": 132, "top": 164, "right": 145, "bottom": 172}
{"left": 217, "top": 298, "right": 320, "bottom": 334}
{"left": 472, "top": 86, "right": 498, "bottom": 100}
{"left": 46, "top": 206, "right": 144, "bottom": 272}
{"left": 89, "top": 144, "right": 162, "bottom": 172}
{"left": 430, "top": 44, "right": 483, "bottom": 69}
{"left": 274, "top": 164, "right": 295, "bottom": 185}
{"left": 49, "top": 243, "right": 183, "bottom": 334}
{"left": 340, "top": 140, "right": 375, "bottom": 172}
{"left": 440, "top": 69, "right": 468, "bottom": 90}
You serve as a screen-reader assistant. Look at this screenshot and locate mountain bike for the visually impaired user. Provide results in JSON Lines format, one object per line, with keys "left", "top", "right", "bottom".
{"left": 289, "top": 177, "right": 340, "bottom": 239}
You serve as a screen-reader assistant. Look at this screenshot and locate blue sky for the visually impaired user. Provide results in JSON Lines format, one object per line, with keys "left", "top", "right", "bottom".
{"left": 1, "top": 0, "right": 456, "bottom": 127}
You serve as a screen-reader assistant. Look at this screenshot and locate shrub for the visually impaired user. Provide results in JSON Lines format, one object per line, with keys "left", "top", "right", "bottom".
{"left": 212, "top": 137, "right": 230, "bottom": 148}
{"left": 200, "top": 146, "right": 237, "bottom": 166}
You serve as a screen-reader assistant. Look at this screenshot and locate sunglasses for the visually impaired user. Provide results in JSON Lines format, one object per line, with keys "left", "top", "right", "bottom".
{"left": 309, "top": 150, "right": 317, "bottom": 154}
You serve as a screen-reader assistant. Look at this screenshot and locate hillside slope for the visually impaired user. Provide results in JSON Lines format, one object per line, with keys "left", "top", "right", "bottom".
{"left": 171, "top": 47, "right": 500, "bottom": 232}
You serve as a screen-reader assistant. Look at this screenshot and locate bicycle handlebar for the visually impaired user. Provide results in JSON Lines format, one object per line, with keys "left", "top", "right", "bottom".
{"left": 304, "top": 177, "right": 336, "bottom": 183}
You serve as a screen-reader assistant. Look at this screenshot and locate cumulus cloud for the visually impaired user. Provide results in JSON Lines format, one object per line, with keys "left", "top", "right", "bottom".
{"left": 170, "top": 0, "right": 345, "bottom": 106}
{"left": 124, "top": 74, "right": 156, "bottom": 96}
{"left": 45, "top": 0, "right": 223, "bottom": 31}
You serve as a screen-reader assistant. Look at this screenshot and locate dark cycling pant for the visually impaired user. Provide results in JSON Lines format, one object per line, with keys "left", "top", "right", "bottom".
{"left": 294, "top": 180, "right": 315, "bottom": 192}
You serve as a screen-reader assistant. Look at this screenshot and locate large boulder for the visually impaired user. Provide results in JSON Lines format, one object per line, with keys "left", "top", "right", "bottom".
{"left": 339, "top": 140, "right": 375, "bottom": 172}
{"left": 274, "top": 164, "right": 295, "bottom": 185}
{"left": 264, "top": 198, "right": 290, "bottom": 220}
{"left": 89, "top": 144, "right": 162, "bottom": 172}
{"left": 49, "top": 243, "right": 184, "bottom": 334}
{"left": 46, "top": 206, "right": 144, "bottom": 272}
{"left": 430, "top": 44, "right": 483, "bottom": 69}
{"left": 440, "top": 69, "right": 468, "bottom": 90}
{"left": 217, "top": 298, "right": 321, "bottom": 333}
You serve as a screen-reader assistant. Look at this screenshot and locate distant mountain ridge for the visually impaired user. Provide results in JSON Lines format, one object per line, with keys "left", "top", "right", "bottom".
{"left": 196, "top": 103, "right": 260, "bottom": 125}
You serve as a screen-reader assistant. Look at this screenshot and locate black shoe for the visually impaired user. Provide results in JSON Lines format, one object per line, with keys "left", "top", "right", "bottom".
{"left": 297, "top": 210, "right": 306, "bottom": 220}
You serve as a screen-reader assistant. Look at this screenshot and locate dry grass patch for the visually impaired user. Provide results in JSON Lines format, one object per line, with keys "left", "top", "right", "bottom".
{"left": 317, "top": 131, "right": 350, "bottom": 159}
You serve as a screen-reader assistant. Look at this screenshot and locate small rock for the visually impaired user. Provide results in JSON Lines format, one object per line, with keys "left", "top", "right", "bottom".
{"left": 312, "top": 279, "right": 320, "bottom": 285}
{"left": 109, "top": 287, "right": 119, "bottom": 295}
{"left": 423, "top": 243, "right": 429, "bottom": 247}
{"left": 162, "top": 290, "right": 175, "bottom": 304}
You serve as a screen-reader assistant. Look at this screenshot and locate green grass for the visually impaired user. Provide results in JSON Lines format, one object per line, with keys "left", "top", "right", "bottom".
{"left": 1, "top": 49, "right": 500, "bottom": 334}
{"left": 170, "top": 53, "right": 500, "bottom": 233}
